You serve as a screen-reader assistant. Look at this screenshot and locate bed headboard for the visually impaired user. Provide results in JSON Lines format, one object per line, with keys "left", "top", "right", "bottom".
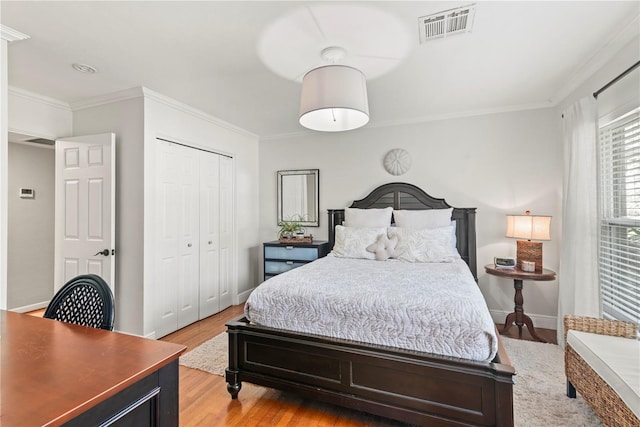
{"left": 327, "top": 182, "right": 477, "bottom": 280}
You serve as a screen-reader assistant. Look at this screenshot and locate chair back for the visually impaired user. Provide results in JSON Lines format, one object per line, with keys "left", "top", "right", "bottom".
{"left": 44, "top": 274, "right": 115, "bottom": 331}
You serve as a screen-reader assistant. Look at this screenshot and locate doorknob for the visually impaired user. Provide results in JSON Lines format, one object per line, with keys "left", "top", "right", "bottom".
{"left": 94, "top": 249, "right": 110, "bottom": 256}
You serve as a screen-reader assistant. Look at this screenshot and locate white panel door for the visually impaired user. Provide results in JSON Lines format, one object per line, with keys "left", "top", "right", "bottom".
{"left": 199, "top": 151, "right": 220, "bottom": 318}
{"left": 219, "top": 155, "right": 233, "bottom": 310}
{"left": 176, "top": 144, "right": 200, "bottom": 329}
{"left": 155, "top": 140, "right": 199, "bottom": 337}
{"left": 55, "top": 133, "right": 115, "bottom": 292}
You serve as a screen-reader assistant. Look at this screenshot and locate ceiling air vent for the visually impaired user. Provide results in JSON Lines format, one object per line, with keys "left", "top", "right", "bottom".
{"left": 418, "top": 4, "right": 476, "bottom": 43}
{"left": 26, "top": 138, "right": 55, "bottom": 146}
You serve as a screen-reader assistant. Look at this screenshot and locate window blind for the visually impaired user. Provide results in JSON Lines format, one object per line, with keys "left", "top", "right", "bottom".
{"left": 598, "top": 107, "right": 640, "bottom": 324}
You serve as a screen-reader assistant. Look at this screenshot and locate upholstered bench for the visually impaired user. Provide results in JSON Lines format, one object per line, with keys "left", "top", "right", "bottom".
{"left": 564, "top": 315, "right": 639, "bottom": 427}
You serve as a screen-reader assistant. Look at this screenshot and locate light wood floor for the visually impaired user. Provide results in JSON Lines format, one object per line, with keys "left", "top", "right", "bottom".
{"left": 160, "top": 305, "right": 406, "bottom": 426}
{"left": 28, "top": 305, "right": 557, "bottom": 425}
{"left": 160, "top": 304, "right": 558, "bottom": 426}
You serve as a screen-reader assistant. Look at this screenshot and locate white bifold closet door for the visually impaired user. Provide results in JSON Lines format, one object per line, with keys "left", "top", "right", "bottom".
{"left": 199, "top": 152, "right": 233, "bottom": 318}
{"left": 155, "top": 140, "right": 232, "bottom": 338}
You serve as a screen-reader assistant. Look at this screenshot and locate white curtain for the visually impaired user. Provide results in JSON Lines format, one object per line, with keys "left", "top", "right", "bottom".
{"left": 557, "top": 96, "right": 601, "bottom": 346}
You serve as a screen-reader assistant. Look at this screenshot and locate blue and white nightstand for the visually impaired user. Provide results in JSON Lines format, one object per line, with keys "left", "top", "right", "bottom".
{"left": 263, "top": 240, "right": 329, "bottom": 281}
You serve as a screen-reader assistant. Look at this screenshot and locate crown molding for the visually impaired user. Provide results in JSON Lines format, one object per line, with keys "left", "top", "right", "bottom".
{"left": 70, "top": 86, "right": 257, "bottom": 140}
{"left": 259, "top": 100, "right": 554, "bottom": 141}
{"left": 69, "top": 87, "right": 145, "bottom": 111}
{"left": 8, "top": 86, "right": 71, "bottom": 111}
{"left": 368, "top": 101, "right": 555, "bottom": 130}
{"left": 551, "top": 12, "right": 639, "bottom": 104}
{"left": 140, "top": 87, "right": 258, "bottom": 140}
{"left": 1, "top": 25, "right": 30, "bottom": 43}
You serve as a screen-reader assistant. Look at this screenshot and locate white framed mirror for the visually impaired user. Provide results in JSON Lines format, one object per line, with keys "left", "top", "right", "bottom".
{"left": 277, "top": 169, "right": 319, "bottom": 227}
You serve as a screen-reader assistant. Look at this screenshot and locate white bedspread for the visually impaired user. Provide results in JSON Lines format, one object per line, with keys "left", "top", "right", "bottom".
{"left": 245, "top": 256, "right": 498, "bottom": 361}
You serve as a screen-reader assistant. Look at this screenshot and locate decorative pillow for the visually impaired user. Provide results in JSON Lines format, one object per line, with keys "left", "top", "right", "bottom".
{"left": 366, "top": 233, "right": 398, "bottom": 261}
{"left": 332, "top": 226, "right": 387, "bottom": 260}
{"left": 344, "top": 207, "right": 393, "bottom": 228}
{"left": 388, "top": 224, "right": 460, "bottom": 263}
{"left": 392, "top": 208, "right": 453, "bottom": 229}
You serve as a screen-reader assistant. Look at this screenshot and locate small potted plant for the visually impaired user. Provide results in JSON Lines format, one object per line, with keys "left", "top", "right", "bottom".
{"left": 278, "top": 215, "right": 305, "bottom": 240}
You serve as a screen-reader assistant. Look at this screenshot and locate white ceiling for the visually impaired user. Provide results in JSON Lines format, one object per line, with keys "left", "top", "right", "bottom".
{"left": 2, "top": 1, "right": 638, "bottom": 138}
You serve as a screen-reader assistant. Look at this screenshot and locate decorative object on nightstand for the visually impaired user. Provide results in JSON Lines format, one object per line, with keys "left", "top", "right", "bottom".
{"left": 277, "top": 215, "right": 305, "bottom": 240}
{"left": 505, "top": 210, "right": 551, "bottom": 273}
{"left": 485, "top": 264, "right": 556, "bottom": 343}
{"left": 263, "top": 240, "right": 329, "bottom": 281}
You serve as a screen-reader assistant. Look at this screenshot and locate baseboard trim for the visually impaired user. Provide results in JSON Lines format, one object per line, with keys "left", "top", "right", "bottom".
{"left": 11, "top": 301, "right": 49, "bottom": 313}
{"left": 236, "top": 288, "right": 253, "bottom": 305}
{"left": 489, "top": 309, "right": 557, "bottom": 330}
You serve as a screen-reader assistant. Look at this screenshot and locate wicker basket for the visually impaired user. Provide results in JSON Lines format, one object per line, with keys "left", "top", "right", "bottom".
{"left": 564, "top": 315, "right": 639, "bottom": 427}
{"left": 278, "top": 235, "right": 313, "bottom": 244}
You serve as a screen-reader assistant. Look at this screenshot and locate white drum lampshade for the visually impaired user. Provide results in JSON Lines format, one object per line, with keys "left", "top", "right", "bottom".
{"left": 299, "top": 65, "right": 369, "bottom": 132}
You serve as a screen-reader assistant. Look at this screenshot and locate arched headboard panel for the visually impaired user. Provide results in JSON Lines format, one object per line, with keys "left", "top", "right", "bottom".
{"left": 327, "top": 182, "right": 477, "bottom": 280}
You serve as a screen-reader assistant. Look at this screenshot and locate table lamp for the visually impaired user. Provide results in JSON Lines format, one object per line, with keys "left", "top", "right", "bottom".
{"left": 506, "top": 211, "right": 551, "bottom": 273}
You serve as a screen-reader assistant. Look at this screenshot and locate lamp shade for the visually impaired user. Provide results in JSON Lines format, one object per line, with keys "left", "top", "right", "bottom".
{"left": 506, "top": 214, "right": 551, "bottom": 241}
{"left": 299, "top": 65, "right": 369, "bottom": 132}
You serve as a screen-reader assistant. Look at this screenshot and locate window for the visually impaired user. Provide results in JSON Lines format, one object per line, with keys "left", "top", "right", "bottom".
{"left": 598, "top": 106, "right": 640, "bottom": 324}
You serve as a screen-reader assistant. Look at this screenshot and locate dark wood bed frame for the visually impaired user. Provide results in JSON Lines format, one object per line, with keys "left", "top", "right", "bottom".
{"left": 226, "top": 182, "right": 515, "bottom": 426}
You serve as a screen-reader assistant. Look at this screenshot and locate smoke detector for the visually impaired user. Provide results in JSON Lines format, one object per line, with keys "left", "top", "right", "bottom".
{"left": 72, "top": 63, "right": 97, "bottom": 73}
{"left": 418, "top": 4, "right": 476, "bottom": 43}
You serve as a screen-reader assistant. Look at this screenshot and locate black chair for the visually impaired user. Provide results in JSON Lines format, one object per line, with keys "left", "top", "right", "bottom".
{"left": 44, "top": 274, "right": 115, "bottom": 331}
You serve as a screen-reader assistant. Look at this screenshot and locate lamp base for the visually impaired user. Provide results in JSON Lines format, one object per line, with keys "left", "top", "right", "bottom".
{"left": 516, "top": 240, "right": 543, "bottom": 273}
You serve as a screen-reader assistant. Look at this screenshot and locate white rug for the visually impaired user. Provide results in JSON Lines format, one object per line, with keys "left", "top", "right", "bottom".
{"left": 179, "top": 334, "right": 601, "bottom": 426}
{"left": 501, "top": 337, "right": 601, "bottom": 427}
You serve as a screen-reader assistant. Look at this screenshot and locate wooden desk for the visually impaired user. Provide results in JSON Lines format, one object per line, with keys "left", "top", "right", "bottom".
{"left": 0, "top": 310, "right": 186, "bottom": 426}
{"left": 485, "top": 264, "right": 556, "bottom": 343}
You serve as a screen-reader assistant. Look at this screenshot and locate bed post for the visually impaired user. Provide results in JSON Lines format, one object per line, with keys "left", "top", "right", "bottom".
{"left": 225, "top": 328, "right": 242, "bottom": 398}
{"left": 327, "top": 209, "right": 345, "bottom": 250}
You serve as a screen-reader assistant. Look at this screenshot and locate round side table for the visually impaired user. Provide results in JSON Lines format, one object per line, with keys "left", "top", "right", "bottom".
{"left": 485, "top": 264, "right": 556, "bottom": 343}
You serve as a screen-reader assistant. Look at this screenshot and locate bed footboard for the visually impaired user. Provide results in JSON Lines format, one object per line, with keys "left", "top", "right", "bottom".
{"left": 226, "top": 317, "right": 515, "bottom": 426}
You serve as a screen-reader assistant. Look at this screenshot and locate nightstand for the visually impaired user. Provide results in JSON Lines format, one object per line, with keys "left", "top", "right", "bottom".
{"left": 485, "top": 264, "right": 556, "bottom": 343}
{"left": 263, "top": 240, "right": 330, "bottom": 281}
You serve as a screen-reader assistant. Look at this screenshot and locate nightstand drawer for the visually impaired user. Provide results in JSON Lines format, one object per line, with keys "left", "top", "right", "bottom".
{"left": 262, "top": 240, "right": 330, "bottom": 282}
{"left": 265, "top": 246, "right": 319, "bottom": 261}
{"left": 265, "top": 260, "right": 307, "bottom": 275}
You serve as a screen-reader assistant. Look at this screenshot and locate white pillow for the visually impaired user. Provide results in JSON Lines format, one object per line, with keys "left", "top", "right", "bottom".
{"left": 344, "top": 207, "right": 393, "bottom": 228}
{"left": 392, "top": 208, "right": 453, "bottom": 229}
{"left": 388, "top": 224, "right": 460, "bottom": 263}
{"left": 332, "top": 226, "right": 387, "bottom": 260}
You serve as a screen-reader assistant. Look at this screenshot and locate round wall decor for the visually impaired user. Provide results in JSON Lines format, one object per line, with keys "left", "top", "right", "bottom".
{"left": 383, "top": 148, "right": 411, "bottom": 176}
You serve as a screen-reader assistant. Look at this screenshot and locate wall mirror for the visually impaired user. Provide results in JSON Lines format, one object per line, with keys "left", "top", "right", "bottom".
{"left": 277, "top": 169, "right": 319, "bottom": 227}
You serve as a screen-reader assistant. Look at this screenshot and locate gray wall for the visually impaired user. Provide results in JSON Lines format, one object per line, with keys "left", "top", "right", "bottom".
{"left": 259, "top": 108, "right": 563, "bottom": 329}
{"left": 8, "top": 142, "right": 55, "bottom": 309}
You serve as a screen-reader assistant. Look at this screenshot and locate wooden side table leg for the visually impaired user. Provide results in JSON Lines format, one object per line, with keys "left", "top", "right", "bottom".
{"left": 502, "top": 312, "right": 516, "bottom": 334}
{"left": 522, "top": 314, "right": 547, "bottom": 343}
{"left": 513, "top": 279, "right": 525, "bottom": 338}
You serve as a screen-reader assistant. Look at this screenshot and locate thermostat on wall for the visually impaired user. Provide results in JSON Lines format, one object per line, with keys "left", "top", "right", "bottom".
{"left": 19, "top": 188, "right": 35, "bottom": 199}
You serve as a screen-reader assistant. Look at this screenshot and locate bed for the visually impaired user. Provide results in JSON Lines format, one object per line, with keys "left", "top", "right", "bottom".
{"left": 226, "top": 182, "right": 515, "bottom": 426}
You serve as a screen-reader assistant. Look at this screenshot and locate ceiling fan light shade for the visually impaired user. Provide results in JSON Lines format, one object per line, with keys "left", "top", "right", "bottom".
{"left": 299, "top": 65, "right": 369, "bottom": 132}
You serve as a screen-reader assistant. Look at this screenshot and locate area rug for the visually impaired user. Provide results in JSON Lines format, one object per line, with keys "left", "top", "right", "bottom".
{"left": 179, "top": 332, "right": 228, "bottom": 377}
{"left": 179, "top": 334, "right": 601, "bottom": 426}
